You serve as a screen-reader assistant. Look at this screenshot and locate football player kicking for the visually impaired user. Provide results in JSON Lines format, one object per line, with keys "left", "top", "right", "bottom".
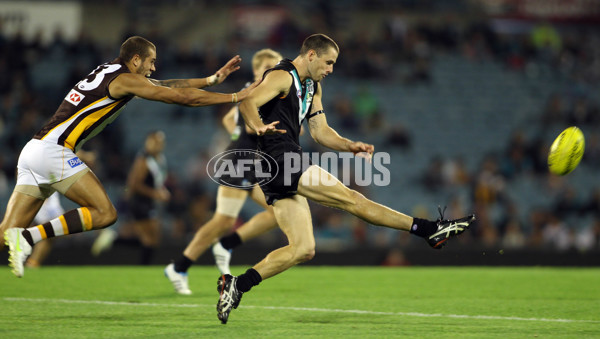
{"left": 215, "top": 34, "right": 475, "bottom": 324}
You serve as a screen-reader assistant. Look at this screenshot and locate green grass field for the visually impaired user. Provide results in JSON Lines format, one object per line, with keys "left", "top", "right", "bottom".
{"left": 1, "top": 266, "right": 599, "bottom": 338}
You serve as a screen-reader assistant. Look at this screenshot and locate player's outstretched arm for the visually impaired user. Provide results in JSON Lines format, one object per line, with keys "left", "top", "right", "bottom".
{"left": 110, "top": 72, "right": 254, "bottom": 107}
{"left": 148, "top": 55, "right": 242, "bottom": 89}
{"left": 308, "top": 114, "right": 374, "bottom": 155}
{"left": 239, "top": 70, "right": 289, "bottom": 135}
{"left": 307, "top": 86, "right": 374, "bottom": 155}
{"left": 208, "top": 55, "right": 243, "bottom": 87}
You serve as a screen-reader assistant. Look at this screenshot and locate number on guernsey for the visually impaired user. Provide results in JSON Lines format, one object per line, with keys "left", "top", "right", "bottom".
{"left": 77, "top": 64, "right": 122, "bottom": 91}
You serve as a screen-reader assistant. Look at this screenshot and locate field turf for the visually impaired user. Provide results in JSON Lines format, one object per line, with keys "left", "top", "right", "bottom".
{"left": 1, "top": 266, "right": 599, "bottom": 338}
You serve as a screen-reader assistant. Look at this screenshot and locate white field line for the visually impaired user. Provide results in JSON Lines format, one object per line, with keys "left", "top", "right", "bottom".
{"left": 3, "top": 297, "right": 598, "bottom": 324}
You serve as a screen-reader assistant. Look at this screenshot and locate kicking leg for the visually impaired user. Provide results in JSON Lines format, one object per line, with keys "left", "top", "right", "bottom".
{"left": 298, "top": 165, "right": 413, "bottom": 230}
{"left": 297, "top": 165, "right": 474, "bottom": 248}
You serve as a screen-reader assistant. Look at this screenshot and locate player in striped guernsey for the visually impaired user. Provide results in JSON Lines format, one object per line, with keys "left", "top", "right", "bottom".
{"left": 1, "top": 36, "right": 255, "bottom": 278}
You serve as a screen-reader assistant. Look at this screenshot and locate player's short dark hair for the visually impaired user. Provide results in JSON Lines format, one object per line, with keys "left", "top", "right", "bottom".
{"left": 119, "top": 36, "right": 156, "bottom": 62}
{"left": 299, "top": 34, "right": 339, "bottom": 57}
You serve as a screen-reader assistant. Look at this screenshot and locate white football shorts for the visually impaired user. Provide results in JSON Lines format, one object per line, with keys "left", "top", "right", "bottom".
{"left": 16, "top": 139, "right": 90, "bottom": 199}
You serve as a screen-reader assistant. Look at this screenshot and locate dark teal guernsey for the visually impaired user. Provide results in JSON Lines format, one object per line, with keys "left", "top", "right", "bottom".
{"left": 257, "top": 59, "right": 318, "bottom": 156}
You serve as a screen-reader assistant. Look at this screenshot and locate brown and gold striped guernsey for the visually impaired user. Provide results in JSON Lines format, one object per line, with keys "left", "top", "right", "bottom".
{"left": 33, "top": 59, "right": 134, "bottom": 151}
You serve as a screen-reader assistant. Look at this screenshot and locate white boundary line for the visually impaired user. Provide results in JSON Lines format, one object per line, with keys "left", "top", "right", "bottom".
{"left": 3, "top": 297, "right": 599, "bottom": 324}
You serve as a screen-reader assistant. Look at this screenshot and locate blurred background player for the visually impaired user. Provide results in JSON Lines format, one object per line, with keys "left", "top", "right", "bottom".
{"left": 165, "top": 49, "right": 283, "bottom": 295}
{"left": 92, "top": 130, "right": 169, "bottom": 265}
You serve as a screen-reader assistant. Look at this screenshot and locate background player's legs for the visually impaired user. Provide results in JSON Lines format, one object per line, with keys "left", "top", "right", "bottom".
{"left": 297, "top": 165, "right": 413, "bottom": 231}
{"left": 212, "top": 185, "right": 278, "bottom": 276}
{"left": 252, "top": 195, "right": 314, "bottom": 280}
{"left": 182, "top": 186, "right": 249, "bottom": 261}
{"left": 26, "top": 239, "right": 53, "bottom": 267}
{"left": 133, "top": 218, "right": 160, "bottom": 265}
{"left": 236, "top": 185, "right": 278, "bottom": 242}
{"left": 166, "top": 185, "right": 250, "bottom": 294}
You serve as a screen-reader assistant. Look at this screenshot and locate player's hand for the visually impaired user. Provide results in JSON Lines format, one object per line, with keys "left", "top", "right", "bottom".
{"left": 212, "top": 55, "right": 242, "bottom": 85}
{"left": 155, "top": 188, "right": 171, "bottom": 202}
{"left": 256, "top": 121, "right": 287, "bottom": 136}
{"left": 349, "top": 141, "right": 374, "bottom": 162}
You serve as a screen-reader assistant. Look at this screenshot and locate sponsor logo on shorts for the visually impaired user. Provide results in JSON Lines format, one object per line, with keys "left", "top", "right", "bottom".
{"left": 206, "top": 149, "right": 277, "bottom": 189}
{"left": 67, "top": 157, "right": 83, "bottom": 168}
{"left": 66, "top": 89, "right": 85, "bottom": 106}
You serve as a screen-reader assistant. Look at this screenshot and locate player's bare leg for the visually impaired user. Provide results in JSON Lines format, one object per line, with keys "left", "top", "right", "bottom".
{"left": 5, "top": 171, "right": 116, "bottom": 277}
{"left": 218, "top": 195, "right": 313, "bottom": 323}
{"left": 252, "top": 195, "right": 314, "bottom": 279}
{"left": 1, "top": 192, "right": 44, "bottom": 276}
{"left": 237, "top": 185, "right": 278, "bottom": 241}
{"left": 297, "top": 165, "right": 474, "bottom": 248}
{"left": 213, "top": 184, "right": 278, "bottom": 275}
{"left": 26, "top": 239, "right": 53, "bottom": 268}
{"left": 0, "top": 191, "right": 44, "bottom": 240}
{"left": 63, "top": 171, "right": 118, "bottom": 229}
{"left": 166, "top": 186, "right": 249, "bottom": 294}
{"left": 297, "top": 165, "right": 413, "bottom": 230}
{"left": 183, "top": 186, "right": 248, "bottom": 261}
{"left": 133, "top": 218, "right": 160, "bottom": 265}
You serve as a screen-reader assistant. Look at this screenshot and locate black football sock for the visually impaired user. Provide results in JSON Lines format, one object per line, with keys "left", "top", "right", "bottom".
{"left": 114, "top": 237, "right": 141, "bottom": 247}
{"left": 409, "top": 218, "right": 438, "bottom": 238}
{"left": 220, "top": 232, "right": 242, "bottom": 250}
{"left": 174, "top": 255, "right": 193, "bottom": 273}
{"left": 235, "top": 268, "right": 262, "bottom": 293}
{"left": 140, "top": 246, "right": 154, "bottom": 265}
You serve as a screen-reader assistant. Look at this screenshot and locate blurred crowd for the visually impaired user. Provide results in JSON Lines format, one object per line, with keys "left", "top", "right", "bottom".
{"left": 1, "top": 3, "right": 599, "bottom": 262}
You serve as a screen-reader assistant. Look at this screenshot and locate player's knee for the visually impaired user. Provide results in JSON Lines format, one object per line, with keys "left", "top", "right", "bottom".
{"left": 213, "top": 213, "right": 237, "bottom": 229}
{"left": 105, "top": 203, "right": 118, "bottom": 225}
{"left": 294, "top": 245, "right": 315, "bottom": 263}
{"left": 95, "top": 203, "right": 118, "bottom": 228}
